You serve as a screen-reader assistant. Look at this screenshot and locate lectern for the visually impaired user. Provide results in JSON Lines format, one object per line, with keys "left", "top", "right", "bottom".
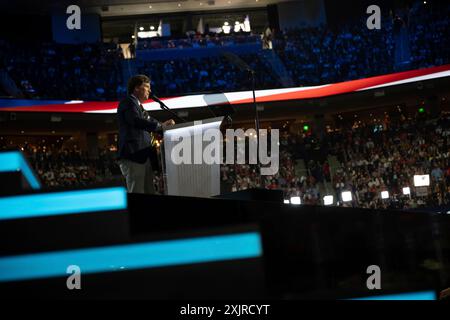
{"left": 162, "top": 117, "right": 224, "bottom": 198}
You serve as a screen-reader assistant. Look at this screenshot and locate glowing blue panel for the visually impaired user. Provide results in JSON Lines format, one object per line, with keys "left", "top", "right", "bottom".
{"left": 0, "top": 187, "right": 127, "bottom": 221}
{"left": 0, "top": 232, "right": 262, "bottom": 282}
{"left": 350, "top": 291, "right": 436, "bottom": 300}
{"left": 0, "top": 151, "right": 41, "bottom": 189}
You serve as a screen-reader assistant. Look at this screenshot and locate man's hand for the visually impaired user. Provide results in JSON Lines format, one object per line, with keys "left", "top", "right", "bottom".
{"left": 162, "top": 119, "right": 176, "bottom": 127}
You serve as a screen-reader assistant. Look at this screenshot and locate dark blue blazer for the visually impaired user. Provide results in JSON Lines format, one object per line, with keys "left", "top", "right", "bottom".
{"left": 117, "top": 95, "right": 161, "bottom": 164}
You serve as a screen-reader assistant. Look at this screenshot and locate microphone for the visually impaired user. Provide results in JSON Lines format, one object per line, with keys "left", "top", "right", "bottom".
{"left": 150, "top": 93, "right": 165, "bottom": 106}
{"left": 150, "top": 93, "right": 187, "bottom": 123}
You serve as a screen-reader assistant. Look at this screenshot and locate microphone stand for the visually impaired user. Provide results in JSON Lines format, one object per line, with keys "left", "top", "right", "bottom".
{"left": 221, "top": 51, "right": 263, "bottom": 188}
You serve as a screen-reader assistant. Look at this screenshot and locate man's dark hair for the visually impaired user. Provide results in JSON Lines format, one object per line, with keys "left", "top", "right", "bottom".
{"left": 127, "top": 75, "right": 150, "bottom": 95}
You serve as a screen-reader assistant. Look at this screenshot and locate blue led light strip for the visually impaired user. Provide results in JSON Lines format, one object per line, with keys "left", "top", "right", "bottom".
{"left": 350, "top": 291, "right": 436, "bottom": 300}
{"left": 0, "top": 187, "right": 127, "bottom": 221}
{"left": 0, "top": 151, "right": 41, "bottom": 189}
{"left": 0, "top": 232, "right": 262, "bottom": 282}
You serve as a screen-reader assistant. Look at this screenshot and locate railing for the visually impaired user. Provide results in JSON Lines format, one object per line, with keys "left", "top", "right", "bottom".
{"left": 137, "top": 34, "right": 261, "bottom": 51}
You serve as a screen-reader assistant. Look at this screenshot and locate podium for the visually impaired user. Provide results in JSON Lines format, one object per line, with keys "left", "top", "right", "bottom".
{"left": 162, "top": 117, "right": 224, "bottom": 198}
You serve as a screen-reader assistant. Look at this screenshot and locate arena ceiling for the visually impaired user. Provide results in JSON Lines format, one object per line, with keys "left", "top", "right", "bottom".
{"left": 1, "top": 0, "right": 294, "bottom": 16}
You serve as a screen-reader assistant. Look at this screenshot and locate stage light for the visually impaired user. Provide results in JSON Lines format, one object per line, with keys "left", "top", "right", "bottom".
{"left": 303, "top": 125, "right": 309, "bottom": 132}
{"left": 403, "top": 187, "right": 411, "bottom": 195}
{"left": 414, "top": 175, "right": 430, "bottom": 187}
{"left": 234, "top": 22, "right": 241, "bottom": 32}
{"left": 139, "top": 27, "right": 144, "bottom": 31}
{"left": 323, "top": 195, "right": 333, "bottom": 206}
{"left": 284, "top": 199, "right": 290, "bottom": 204}
{"left": 419, "top": 107, "right": 425, "bottom": 113}
{"left": 381, "top": 191, "right": 389, "bottom": 199}
{"left": 243, "top": 15, "right": 251, "bottom": 32}
{"left": 290, "top": 196, "right": 301, "bottom": 205}
{"left": 341, "top": 191, "right": 352, "bottom": 202}
{"left": 150, "top": 26, "right": 155, "bottom": 30}
{"left": 222, "top": 22, "right": 231, "bottom": 34}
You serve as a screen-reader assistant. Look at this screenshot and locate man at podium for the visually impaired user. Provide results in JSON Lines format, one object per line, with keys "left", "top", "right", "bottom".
{"left": 117, "top": 75, "right": 175, "bottom": 194}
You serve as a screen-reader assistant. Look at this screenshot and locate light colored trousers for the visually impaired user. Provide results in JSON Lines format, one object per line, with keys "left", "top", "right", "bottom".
{"left": 119, "top": 159, "right": 155, "bottom": 194}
